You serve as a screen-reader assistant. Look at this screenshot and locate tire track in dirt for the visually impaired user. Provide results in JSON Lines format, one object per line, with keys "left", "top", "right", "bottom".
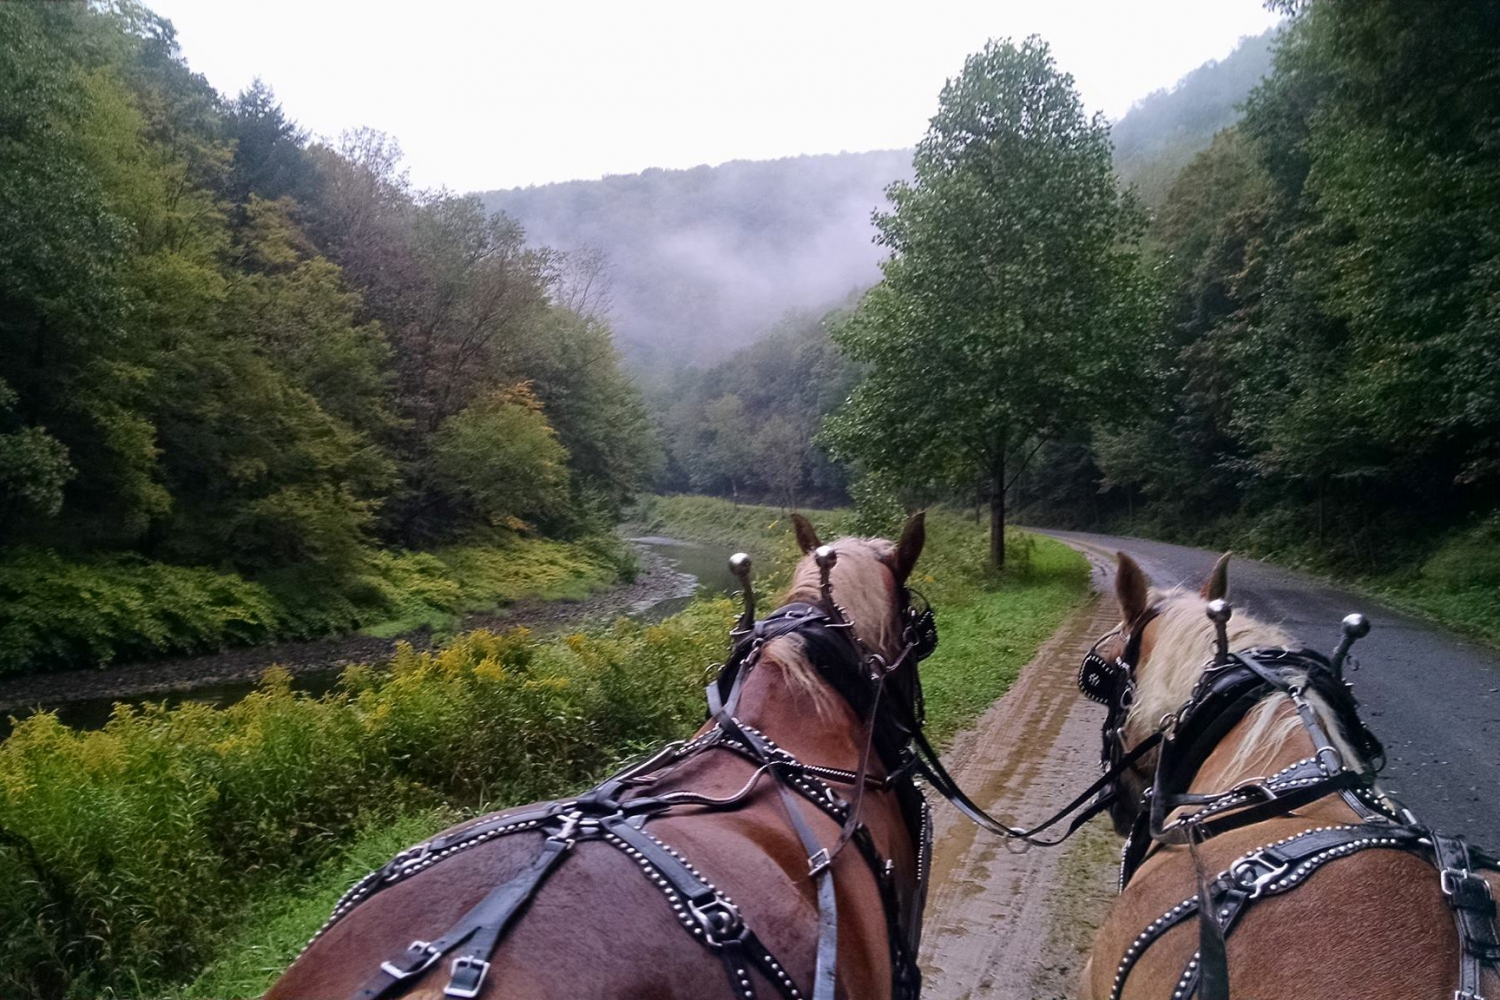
{"left": 920, "top": 591, "right": 1120, "bottom": 1000}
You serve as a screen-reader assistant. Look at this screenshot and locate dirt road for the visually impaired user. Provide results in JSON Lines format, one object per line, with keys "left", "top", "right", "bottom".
{"left": 920, "top": 589, "right": 1120, "bottom": 1000}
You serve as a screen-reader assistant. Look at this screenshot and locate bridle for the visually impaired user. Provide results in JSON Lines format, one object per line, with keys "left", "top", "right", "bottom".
{"left": 1076, "top": 605, "right": 1500, "bottom": 1000}
{"left": 1077, "top": 606, "right": 1161, "bottom": 810}
{"left": 318, "top": 546, "right": 941, "bottom": 1000}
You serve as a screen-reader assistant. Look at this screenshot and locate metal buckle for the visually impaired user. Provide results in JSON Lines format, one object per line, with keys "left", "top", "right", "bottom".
{"left": 688, "top": 897, "right": 745, "bottom": 945}
{"left": 444, "top": 955, "right": 491, "bottom": 998}
{"left": 1228, "top": 851, "right": 1290, "bottom": 899}
{"left": 381, "top": 940, "right": 442, "bottom": 980}
{"left": 807, "top": 847, "right": 832, "bottom": 876}
{"left": 549, "top": 810, "right": 583, "bottom": 846}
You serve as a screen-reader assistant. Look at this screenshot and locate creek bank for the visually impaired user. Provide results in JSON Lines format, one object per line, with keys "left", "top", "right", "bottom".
{"left": 0, "top": 543, "right": 699, "bottom": 721}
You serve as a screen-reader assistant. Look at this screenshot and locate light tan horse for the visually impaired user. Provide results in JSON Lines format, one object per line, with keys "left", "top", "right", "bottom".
{"left": 1083, "top": 553, "right": 1499, "bottom": 1000}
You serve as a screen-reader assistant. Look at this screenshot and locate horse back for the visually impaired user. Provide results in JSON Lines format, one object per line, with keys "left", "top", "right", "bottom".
{"left": 1089, "top": 811, "right": 1492, "bottom": 999}
{"left": 268, "top": 755, "right": 912, "bottom": 999}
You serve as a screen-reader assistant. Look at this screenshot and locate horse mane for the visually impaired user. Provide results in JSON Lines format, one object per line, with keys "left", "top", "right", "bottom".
{"left": 1126, "top": 589, "right": 1363, "bottom": 776}
{"left": 762, "top": 536, "right": 900, "bottom": 718}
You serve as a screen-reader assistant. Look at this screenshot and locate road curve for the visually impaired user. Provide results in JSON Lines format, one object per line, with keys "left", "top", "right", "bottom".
{"left": 1039, "top": 529, "right": 1500, "bottom": 843}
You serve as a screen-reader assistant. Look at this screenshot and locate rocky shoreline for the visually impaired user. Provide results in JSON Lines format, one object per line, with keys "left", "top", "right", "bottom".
{"left": 0, "top": 545, "right": 698, "bottom": 717}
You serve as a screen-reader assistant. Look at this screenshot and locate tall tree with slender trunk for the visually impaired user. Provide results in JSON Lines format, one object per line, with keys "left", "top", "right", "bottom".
{"left": 826, "top": 36, "right": 1151, "bottom": 567}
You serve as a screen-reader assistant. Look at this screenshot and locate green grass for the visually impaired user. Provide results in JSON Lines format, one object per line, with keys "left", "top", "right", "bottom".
{"left": 172, "top": 809, "right": 461, "bottom": 1000}
{"left": 0, "top": 605, "right": 731, "bottom": 999}
{"left": 1361, "top": 522, "right": 1500, "bottom": 648}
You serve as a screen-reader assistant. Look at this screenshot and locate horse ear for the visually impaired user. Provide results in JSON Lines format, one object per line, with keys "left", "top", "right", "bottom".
{"left": 791, "top": 513, "right": 822, "bottom": 555}
{"left": 1116, "top": 552, "right": 1150, "bottom": 624}
{"left": 1201, "top": 552, "right": 1231, "bottom": 602}
{"left": 893, "top": 510, "right": 926, "bottom": 584}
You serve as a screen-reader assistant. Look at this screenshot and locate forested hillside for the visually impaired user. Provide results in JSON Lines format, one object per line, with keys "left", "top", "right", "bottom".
{"left": 1112, "top": 28, "right": 1277, "bottom": 207}
{"left": 1003, "top": 1, "right": 1500, "bottom": 614}
{"left": 474, "top": 32, "right": 1276, "bottom": 373}
{"left": 0, "top": 2, "right": 653, "bottom": 672}
{"left": 651, "top": 311, "right": 860, "bottom": 507}
{"left": 477, "top": 151, "right": 912, "bottom": 365}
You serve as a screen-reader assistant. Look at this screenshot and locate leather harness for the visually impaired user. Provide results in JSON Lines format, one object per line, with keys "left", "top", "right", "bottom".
{"left": 1083, "top": 612, "right": 1500, "bottom": 1000}
{"left": 307, "top": 597, "right": 938, "bottom": 1000}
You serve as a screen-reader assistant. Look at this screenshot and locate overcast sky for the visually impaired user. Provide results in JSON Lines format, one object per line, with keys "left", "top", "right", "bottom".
{"left": 146, "top": 0, "right": 1281, "bottom": 193}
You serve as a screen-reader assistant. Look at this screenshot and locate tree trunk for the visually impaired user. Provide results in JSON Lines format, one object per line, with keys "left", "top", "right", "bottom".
{"left": 989, "top": 452, "right": 1006, "bottom": 570}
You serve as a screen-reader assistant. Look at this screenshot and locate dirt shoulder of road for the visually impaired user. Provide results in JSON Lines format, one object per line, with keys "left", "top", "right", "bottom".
{"left": 920, "top": 592, "right": 1122, "bottom": 1000}
{"left": 0, "top": 546, "right": 695, "bottom": 715}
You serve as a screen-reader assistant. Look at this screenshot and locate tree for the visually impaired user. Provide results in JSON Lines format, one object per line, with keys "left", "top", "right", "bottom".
{"left": 429, "top": 384, "right": 569, "bottom": 532}
{"left": 827, "top": 37, "right": 1151, "bottom": 566}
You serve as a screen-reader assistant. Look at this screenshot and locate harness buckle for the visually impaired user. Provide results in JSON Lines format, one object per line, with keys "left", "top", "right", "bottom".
{"left": 381, "top": 940, "right": 442, "bottom": 980}
{"left": 688, "top": 897, "right": 746, "bottom": 946}
{"left": 1442, "top": 867, "right": 1471, "bottom": 897}
{"left": 443, "top": 955, "right": 491, "bottom": 998}
{"left": 549, "top": 810, "right": 583, "bottom": 846}
{"left": 1228, "top": 851, "right": 1290, "bottom": 899}
{"left": 808, "top": 847, "right": 832, "bottom": 877}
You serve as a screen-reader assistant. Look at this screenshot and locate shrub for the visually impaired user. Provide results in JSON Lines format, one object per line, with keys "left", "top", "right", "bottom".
{"left": 0, "top": 551, "right": 283, "bottom": 675}
{"left": 0, "top": 601, "right": 731, "bottom": 998}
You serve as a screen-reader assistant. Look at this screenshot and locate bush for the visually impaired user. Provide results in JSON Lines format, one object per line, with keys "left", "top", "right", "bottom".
{"left": 0, "top": 603, "right": 730, "bottom": 998}
{"left": 0, "top": 551, "right": 283, "bottom": 675}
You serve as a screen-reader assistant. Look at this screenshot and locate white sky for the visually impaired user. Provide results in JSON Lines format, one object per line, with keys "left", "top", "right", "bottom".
{"left": 146, "top": 0, "right": 1281, "bottom": 193}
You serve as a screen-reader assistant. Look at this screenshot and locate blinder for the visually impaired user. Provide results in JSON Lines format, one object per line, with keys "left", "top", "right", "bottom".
{"left": 901, "top": 589, "right": 939, "bottom": 666}
{"left": 1078, "top": 630, "right": 1130, "bottom": 707}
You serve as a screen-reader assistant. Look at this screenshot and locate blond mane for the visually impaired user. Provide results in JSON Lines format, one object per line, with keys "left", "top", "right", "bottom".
{"left": 761, "top": 537, "right": 900, "bottom": 716}
{"left": 1126, "top": 589, "right": 1362, "bottom": 776}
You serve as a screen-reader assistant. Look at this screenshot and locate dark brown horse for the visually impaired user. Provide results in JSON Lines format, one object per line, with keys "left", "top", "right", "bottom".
{"left": 267, "top": 513, "right": 933, "bottom": 1000}
{"left": 1081, "top": 553, "right": 1500, "bottom": 1000}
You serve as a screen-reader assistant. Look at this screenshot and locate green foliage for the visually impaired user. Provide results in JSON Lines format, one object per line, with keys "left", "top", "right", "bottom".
{"left": 1011, "top": 1, "right": 1500, "bottom": 638}
{"left": 827, "top": 37, "right": 1153, "bottom": 566}
{"left": 0, "top": 535, "right": 623, "bottom": 676}
{"left": 0, "top": 606, "right": 729, "bottom": 998}
{"left": 430, "top": 385, "right": 569, "bottom": 532}
{"left": 654, "top": 310, "right": 861, "bottom": 507}
{"left": 0, "top": 1, "right": 658, "bottom": 673}
{"left": 0, "top": 551, "right": 283, "bottom": 675}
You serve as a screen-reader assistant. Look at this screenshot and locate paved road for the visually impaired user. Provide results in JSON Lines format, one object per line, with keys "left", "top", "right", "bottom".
{"left": 1040, "top": 529, "right": 1500, "bottom": 843}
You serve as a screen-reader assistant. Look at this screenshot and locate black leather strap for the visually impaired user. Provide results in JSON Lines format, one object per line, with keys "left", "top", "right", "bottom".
{"left": 354, "top": 829, "right": 574, "bottom": 1000}
{"left": 1433, "top": 833, "right": 1500, "bottom": 1000}
{"left": 1106, "top": 824, "right": 1423, "bottom": 1000}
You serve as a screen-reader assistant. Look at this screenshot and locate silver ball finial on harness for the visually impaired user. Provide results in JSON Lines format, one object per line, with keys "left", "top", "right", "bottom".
{"left": 729, "top": 552, "right": 755, "bottom": 632}
{"left": 1330, "top": 612, "right": 1371, "bottom": 679}
{"left": 1206, "top": 598, "right": 1232, "bottom": 665}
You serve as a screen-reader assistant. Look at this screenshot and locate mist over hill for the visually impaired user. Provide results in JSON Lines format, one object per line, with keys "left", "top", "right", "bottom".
{"left": 477, "top": 150, "right": 911, "bottom": 366}
{"left": 474, "top": 32, "right": 1277, "bottom": 367}
{"left": 1113, "top": 27, "right": 1278, "bottom": 206}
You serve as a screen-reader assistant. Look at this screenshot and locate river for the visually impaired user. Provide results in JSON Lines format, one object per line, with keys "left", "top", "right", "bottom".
{"left": 0, "top": 537, "right": 737, "bottom": 737}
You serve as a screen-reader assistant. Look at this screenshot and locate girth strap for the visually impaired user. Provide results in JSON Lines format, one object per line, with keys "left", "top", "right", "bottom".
{"left": 1432, "top": 833, "right": 1500, "bottom": 1000}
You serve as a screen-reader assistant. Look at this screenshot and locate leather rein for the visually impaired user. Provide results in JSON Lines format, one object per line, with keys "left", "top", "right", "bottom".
{"left": 312, "top": 586, "right": 940, "bottom": 1000}
{"left": 1081, "top": 608, "right": 1500, "bottom": 1000}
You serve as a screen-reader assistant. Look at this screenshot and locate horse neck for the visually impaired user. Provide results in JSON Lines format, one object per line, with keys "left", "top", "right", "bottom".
{"left": 731, "top": 644, "right": 873, "bottom": 776}
{"left": 1190, "top": 698, "right": 1320, "bottom": 793}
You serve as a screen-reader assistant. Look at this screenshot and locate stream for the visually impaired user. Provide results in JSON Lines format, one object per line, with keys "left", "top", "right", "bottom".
{"left": 0, "top": 537, "right": 737, "bottom": 737}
